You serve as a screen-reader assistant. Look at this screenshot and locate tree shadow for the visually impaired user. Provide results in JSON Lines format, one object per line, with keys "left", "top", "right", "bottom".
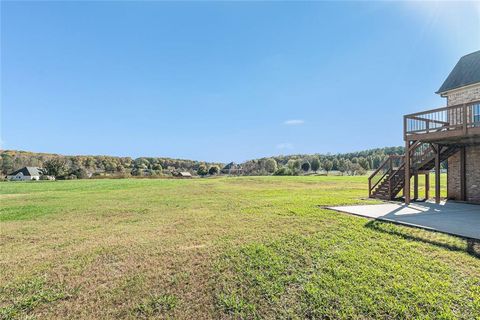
{"left": 365, "top": 220, "right": 480, "bottom": 259}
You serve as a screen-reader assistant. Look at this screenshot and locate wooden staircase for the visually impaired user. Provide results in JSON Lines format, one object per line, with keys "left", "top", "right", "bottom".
{"left": 368, "top": 144, "right": 459, "bottom": 200}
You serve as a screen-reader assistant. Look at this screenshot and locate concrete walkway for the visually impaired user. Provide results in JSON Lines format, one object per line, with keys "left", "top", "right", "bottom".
{"left": 329, "top": 200, "right": 480, "bottom": 240}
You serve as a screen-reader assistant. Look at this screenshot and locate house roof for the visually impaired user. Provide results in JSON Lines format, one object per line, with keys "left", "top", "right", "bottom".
{"left": 437, "top": 50, "right": 480, "bottom": 94}
{"left": 179, "top": 171, "right": 192, "bottom": 177}
{"left": 223, "top": 162, "right": 236, "bottom": 170}
{"left": 8, "top": 167, "right": 42, "bottom": 176}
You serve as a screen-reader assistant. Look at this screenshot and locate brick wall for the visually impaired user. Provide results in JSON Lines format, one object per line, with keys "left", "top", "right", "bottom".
{"left": 466, "top": 146, "right": 480, "bottom": 203}
{"left": 443, "top": 84, "right": 480, "bottom": 202}
{"left": 447, "top": 151, "right": 461, "bottom": 200}
{"left": 447, "top": 146, "right": 480, "bottom": 203}
{"left": 445, "top": 83, "right": 480, "bottom": 106}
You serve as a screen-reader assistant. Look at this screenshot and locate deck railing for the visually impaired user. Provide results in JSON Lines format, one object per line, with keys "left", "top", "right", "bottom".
{"left": 404, "top": 101, "right": 480, "bottom": 139}
{"left": 411, "top": 142, "right": 434, "bottom": 169}
{"left": 368, "top": 155, "right": 403, "bottom": 197}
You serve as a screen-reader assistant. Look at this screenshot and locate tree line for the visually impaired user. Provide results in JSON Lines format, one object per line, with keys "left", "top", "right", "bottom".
{"left": 241, "top": 146, "right": 405, "bottom": 176}
{"left": 1, "top": 147, "right": 406, "bottom": 179}
{"left": 0, "top": 150, "right": 223, "bottom": 179}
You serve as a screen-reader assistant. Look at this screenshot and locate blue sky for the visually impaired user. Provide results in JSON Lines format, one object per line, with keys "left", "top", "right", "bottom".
{"left": 1, "top": 1, "right": 479, "bottom": 162}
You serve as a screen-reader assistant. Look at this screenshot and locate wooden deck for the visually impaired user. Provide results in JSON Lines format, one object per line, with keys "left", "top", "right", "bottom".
{"left": 369, "top": 100, "right": 480, "bottom": 205}
{"left": 404, "top": 101, "right": 480, "bottom": 144}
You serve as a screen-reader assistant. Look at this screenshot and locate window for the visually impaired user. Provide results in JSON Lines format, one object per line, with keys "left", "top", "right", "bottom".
{"left": 474, "top": 103, "right": 480, "bottom": 124}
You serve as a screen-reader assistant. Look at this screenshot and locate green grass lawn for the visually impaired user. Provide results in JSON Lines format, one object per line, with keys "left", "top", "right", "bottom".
{"left": 0, "top": 177, "right": 478, "bottom": 319}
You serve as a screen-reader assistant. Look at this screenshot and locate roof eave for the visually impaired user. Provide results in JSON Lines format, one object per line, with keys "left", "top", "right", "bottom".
{"left": 436, "top": 81, "right": 480, "bottom": 96}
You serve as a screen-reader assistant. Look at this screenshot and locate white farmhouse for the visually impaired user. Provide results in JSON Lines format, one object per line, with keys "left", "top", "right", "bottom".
{"left": 6, "top": 167, "right": 43, "bottom": 181}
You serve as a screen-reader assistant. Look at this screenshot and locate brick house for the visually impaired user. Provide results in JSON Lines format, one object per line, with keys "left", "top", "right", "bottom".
{"left": 369, "top": 50, "right": 480, "bottom": 204}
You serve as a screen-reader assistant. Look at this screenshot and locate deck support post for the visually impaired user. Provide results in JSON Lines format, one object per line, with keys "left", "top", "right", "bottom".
{"left": 413, "top": 173, "right": 419, "bottom": 200}
{"left": 435, "top": 144, "right": 441, "bottom": 204}
{"left": 460, "top": 146, "right": 466, "bottom": 201}
{"left": 404, "top": 140, "right": 411, "bottom": 205}
{"left": 425, "top": 173, "right": 429, "bottom": 200}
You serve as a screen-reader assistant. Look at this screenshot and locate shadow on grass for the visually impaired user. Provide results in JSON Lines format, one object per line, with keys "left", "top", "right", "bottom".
{"left": 365, "top": 220, "right": 480, "bottom": 259}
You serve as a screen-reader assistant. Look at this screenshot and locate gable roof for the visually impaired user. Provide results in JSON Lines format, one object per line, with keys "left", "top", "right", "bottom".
{"left": 437, "top": 50, "right": 480, "bottom": 94}
{"left": 223, "top": 162, "right": 236, "bottom": 170}
{"left": 8, "top": 167, "right": 43, "bottom": 176}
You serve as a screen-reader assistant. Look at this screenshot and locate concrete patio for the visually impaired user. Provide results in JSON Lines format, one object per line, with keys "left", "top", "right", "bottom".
{"left": 329, "top": 200, "right": 480, "bottom": 240}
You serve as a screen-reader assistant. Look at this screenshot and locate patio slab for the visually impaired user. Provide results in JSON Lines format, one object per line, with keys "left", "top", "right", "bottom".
{"left": 328, "top": 200, "right": 480, "bottom": 240}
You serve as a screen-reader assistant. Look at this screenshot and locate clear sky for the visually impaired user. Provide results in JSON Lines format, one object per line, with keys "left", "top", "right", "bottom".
{"left": 1, "top": 1, "right": 479, "bottom": 162}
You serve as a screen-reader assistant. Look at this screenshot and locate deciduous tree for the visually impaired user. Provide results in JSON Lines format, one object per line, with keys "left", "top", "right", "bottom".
{"left": 197, "top": 164, "right": 208, "bottom": 176}
{"left": 208, "top": 165, "right": 220, "bottom": 175}
{"left": 322, "top": 160, "right": 333, "bottom": 175}
{"left": 44, "top": 158, "right": 67, "bottom": 178}
{"left": 311, "top": 157, "right": 321, "bottom": 172}
{"left": 301, "top": 161, "right": 310, "bottom": 172}
{"left": 264, "top": 158, "right": 277, "bottom": 174}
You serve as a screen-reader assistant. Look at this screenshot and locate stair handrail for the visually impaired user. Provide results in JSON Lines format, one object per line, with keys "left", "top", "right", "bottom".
{"left": 387, "top": 161, "right": 406, "bottom": 193}
{"left": 368, "top": 159, "right": 390, "bottom": 197}
{"left": 412, "top": 143, "right": 435, "bottom": 170}
{"left": 368, "top": 155, "right": 403, "bottom": 197}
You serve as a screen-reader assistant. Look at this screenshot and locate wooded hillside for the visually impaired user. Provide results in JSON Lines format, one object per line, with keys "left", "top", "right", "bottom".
{"left": 0, "top": 147, "right": 405, "bottom": 179}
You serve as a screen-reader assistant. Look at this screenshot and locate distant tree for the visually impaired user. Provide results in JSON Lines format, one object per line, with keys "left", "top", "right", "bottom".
{"left": 116, "top": 164, "right": 126, "bottom": 173}
{"left": 104, "top": 160, "right": 117, "bottom": 173}
{"left": 70, "top": 167, "right": 89, "bottom": 179}
{"left": 287, "top": 159, "right": 297, "bottom": 170}
{"left": 134, "top": 158, "right": 149, "bottom": 170}
{"left": 372, "top": 155, "right": 383, "bottom": 169}
{"left": 44, "top": 158, "right": 68, "bottom": 178}
{"left": 273, "top": 167, "right": 292, "bottom": 176}
{"left": 294, "top": 159, "right": 303, "bottom": 171}
{"left": 301, "top": 161, "right": 310, "bottom": 172}
{"left": 152, "top": 163, "right": 163, "bottom": 171}
{"left": 338, "top": 159, "right": 352, "bottom": 176}
{"left": 311, "top": 157, "right": 321, "bottom": 172}
{"left": 351, "top": 163, "right": 367, "bottom": 176}
{"left": 358, "top": 158, "right": 370, "bottom": 171}
{"left": 197, "top": 164, "right": 208, "bottom": 176}
{"left": 332, "top": 158, "right": 339, "bottom": 171}
{"left": 1, "top": 154, "right": 14, "bottom": 174}
{"left": 322, "top": 160, "right": 333, "bottom": 175}
{"left": 85, "top": 157, "right": 95, "bottom": 169}
{"left": 145, "top": 169, "right": 156, "bottom": 176}
{"left": 264, "top": 158, "right": 277, "bottom": 174}
{"left": 208, "top": 165, "right": 220, "bottom": 175}
{"left": 132, "top": 168, "right": 144, "bottom": 176}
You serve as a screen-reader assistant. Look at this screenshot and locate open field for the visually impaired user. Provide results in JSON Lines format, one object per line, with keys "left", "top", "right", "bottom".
{"left": 0, "top": 176, "right": 479, "bottom": 319}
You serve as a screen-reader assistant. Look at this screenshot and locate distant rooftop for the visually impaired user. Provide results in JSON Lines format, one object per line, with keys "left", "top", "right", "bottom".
{"left": 8, "top": 166, "right": 42, "bottom": 176}
{"left": 437, "top": 50, "right": 480, "bottom": 94}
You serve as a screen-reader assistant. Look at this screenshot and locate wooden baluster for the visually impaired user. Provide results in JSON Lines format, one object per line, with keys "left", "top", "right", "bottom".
{"left": 425, "top": 173, "right": 429, "bottom": 200}
{"left": 414, "top": 173, "right": 418, "bottom": 200}
{"left": 434, "top": 144, "right": 441, "bottom": 204}
{"left": 405, "top": 141, "right": 411, "bottom": 205}
{"left": 368, "top": 178, "right": 371, "bottom": 198}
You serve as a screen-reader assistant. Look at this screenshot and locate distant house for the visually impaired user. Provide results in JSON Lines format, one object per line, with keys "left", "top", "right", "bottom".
{"left": 173, "top": 171, "right": 192, "bottom": 178}
{"left": 221, "top": 162, "right": 243, "bottom": 175}
{"left": 6, "top": 167, "right": 43, "bottom": 181}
